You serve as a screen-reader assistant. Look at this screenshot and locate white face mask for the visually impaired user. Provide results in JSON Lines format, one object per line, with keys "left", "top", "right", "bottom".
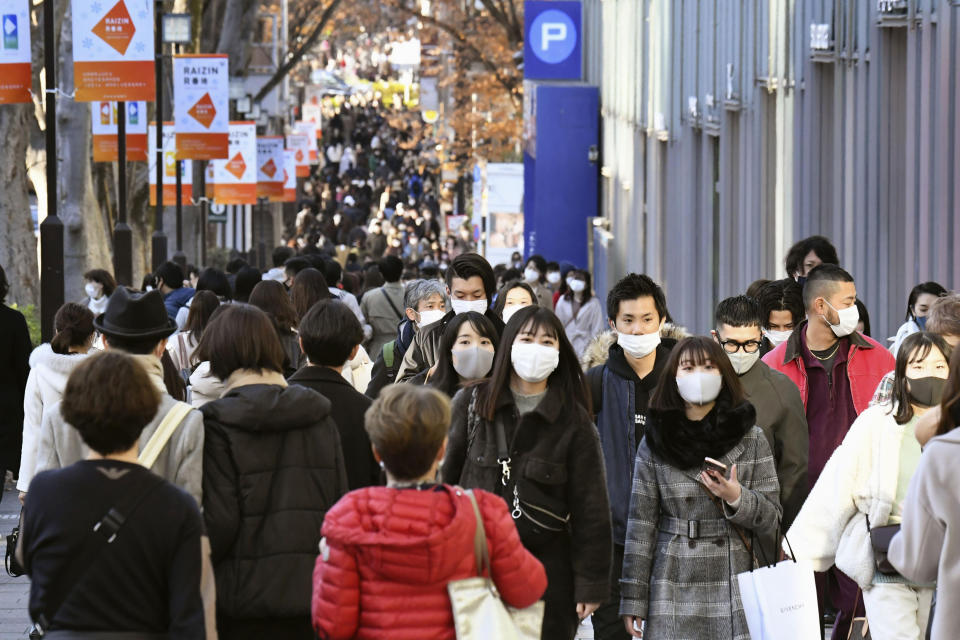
{"left": 84, "top": 282, "right": 103, "bottom": 300}
{"left": 523, "top": 268, "right": 540, "bottom": 284}
{"left": 822, "top": 300, "right": 859, "bottom": 338}
{"left": 502, "top": 304, "right": 529, "bottom": 325}
{"left": 452, "top": 346, "right": 495, "bottom": 380}
{"left": 546, "top": 272, "right": 561, "bottom": 285}
{"left": 451, "top": 298, "right": 488, "bottom": 315}
{"left": 727, "top": 350, "right": 760, "bottom": 376}
{"left": 763, "top": 328, "right": 792, "bottom": 347}
{"left": 676, "top": 372, "right": 723, "bottom": 405}
{"left": 617, "top": 331, "right": 661, "bottom": 359}
{"left": 511, "top": 342, "right": 560, "bottom": 383}
{"left": 568, "top": 279, "right": 586, "bottom": 293}
{"left": 417, "top": 309, "right": 446, "bottom": 328}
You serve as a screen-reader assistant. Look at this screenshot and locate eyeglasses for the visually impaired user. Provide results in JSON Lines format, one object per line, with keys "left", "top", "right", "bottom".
{"left": 716, "top": 333, "right": 762, "bottom": 354}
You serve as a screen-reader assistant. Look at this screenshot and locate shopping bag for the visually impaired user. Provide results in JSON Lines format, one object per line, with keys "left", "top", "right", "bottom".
{"left": 737, "top": 559, "right": 820, "bottom": 640}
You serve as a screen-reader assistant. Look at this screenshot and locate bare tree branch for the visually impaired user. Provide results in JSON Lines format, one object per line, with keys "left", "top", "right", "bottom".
{"left": 251, "top": 0, "right": 346, "bottom": 104}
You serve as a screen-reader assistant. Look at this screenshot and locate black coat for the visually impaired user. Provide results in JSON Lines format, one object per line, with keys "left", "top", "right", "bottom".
{"left": 0, "top": 305, "right": 31, "bottom": 473}
{"left": 200, "top": 383, "right": 348, "bottom": 626}
{"left": 287, "top": 365, "right": 381, "bottom": 490}
{"left": 442, "top": 384, "right": 612, "bottom": 640}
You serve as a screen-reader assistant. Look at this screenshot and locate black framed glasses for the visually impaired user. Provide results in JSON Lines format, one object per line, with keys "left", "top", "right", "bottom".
{"left": 716, "top": 333, "right": 762, "bottom": 354}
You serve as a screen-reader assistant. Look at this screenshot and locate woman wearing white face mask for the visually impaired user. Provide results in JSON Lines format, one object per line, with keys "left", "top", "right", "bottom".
{"left": 492, "top": 279, "right": 538, "bottom": 325}
{"left": 620, "top": 336, "right": 781, "bottom": 639}
{"left": 82, "top": 268, "right": 117, "bottom": 316}
{"left": 419, "top": 312, "right": 498, "bottom": 397}
{"left": 442, "top": 306, "right": 613, "bottom": 640}
{"left": 786, "top": 332, "right": 950, "bottom": 640}
{"left": 555, "top": 269, "right": 606, "bottom": 359}
{"left": 522, "top": 255, "right": 555, "bottom": 309}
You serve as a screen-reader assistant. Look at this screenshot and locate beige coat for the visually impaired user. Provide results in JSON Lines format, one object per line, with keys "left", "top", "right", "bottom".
{"left": 889, "top": 429, "right": 960, "bottom": 640}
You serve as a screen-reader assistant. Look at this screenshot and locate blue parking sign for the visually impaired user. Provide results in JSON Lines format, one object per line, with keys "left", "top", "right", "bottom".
{"left": 524, "top": 1, "right": 582, "bottom": 80}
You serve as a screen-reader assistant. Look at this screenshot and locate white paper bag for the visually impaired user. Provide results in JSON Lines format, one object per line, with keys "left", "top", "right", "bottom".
{"left": 736, "top": 560, "right": 820, "bottom": 640}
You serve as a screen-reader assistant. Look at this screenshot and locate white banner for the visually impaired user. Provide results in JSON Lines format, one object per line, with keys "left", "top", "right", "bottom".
{"left": 71, "top": 0, "right": 154, "bottom": 101}
{"left": 282, "top": 149, "right": 297, "bottom": 202}
{"left": 173, "top": 54, "right": 230, "bottom": 159}
{"left": 91, "top": 101, "right": 148, "bottom": 162}
{"left": 210, "top": 121, "right": 257, "bottom": 204}
{"left": 286, "top": 133, "right": 312, "bottom": 177}
{"left": 294, "top": 120, "right": 319, "bottom": 161}
{"left": 0, "top": 0, "right": 31, "bottom": 103}
{"left": 256, "top": 137, "right": 284, "bottom": 199}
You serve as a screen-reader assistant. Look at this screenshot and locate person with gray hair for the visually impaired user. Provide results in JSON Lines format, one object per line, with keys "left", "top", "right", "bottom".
{"left": 365, "top": 279, "right": 447, "bottom": 398}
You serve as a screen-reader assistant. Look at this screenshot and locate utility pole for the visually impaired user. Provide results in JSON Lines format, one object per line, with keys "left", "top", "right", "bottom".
{"left": 114, "top": 102, "right": 134, "bottom": 285}
{"left": 152, "top": 0, "right": 168, "bottom": 270}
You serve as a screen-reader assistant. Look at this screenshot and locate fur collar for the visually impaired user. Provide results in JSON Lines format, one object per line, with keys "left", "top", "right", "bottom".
{"left": 29, "top": 343, "right": 91, "bottom": 373}
{"left": 645, "top": 396, "right": 756, "bottom": 470}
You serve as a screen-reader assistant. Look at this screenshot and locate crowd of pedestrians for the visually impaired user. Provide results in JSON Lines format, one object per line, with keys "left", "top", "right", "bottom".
{"left": 2, "top": 106, "right": 960, "bottom": 639}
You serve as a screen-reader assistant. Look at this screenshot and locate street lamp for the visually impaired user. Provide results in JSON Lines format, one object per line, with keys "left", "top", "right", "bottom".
{"left": 165, "top": 13, "right": 192, "bottom": 267}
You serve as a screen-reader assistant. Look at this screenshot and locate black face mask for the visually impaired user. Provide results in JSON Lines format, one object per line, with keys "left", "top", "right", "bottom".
{"left": 796, "top": 276, "right": 807, "bottom": 287}
{"left": 907, "top": 376, "right": 946, "bottom": 408}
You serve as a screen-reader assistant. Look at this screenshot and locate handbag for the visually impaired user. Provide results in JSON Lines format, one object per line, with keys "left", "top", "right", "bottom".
{"left": 736, "top": 535, "right": 821, "bottom": 640}
{"left": 447, "top": 490, "right": 545, "bottom": 640}
{"left": 865, "top": 514, "right": 901, "bottom": 576}
{"left": 5, "top": 510, "right": 25, "bottom": 578}
{"left": 847, "top": 589, "right": 872, "bottom": 640}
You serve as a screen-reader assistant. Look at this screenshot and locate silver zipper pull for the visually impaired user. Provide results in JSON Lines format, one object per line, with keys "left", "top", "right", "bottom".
{"left": 499, "top": 457, "right": 511, "bottom": 486}
{"left": 511, "top": 485, "right": 522, "bottom": 519}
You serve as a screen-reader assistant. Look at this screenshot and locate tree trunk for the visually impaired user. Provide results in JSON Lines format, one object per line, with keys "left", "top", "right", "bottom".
{"left": 0, "top": 104, "right": 40, "bottom": 307}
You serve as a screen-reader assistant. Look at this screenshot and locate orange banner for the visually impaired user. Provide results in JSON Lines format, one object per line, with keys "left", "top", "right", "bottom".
{"left": 93, "top": 133, "right": 148, "bottom": 162}
{"left": 214, "top": 183, "right": 257, "bottom": 205}
{"left": 257, "top": 182, "right": 283, "bottom": 199}
{"left": 150, "top": 183, "right": 193, "bottom": 206}
{"left": 0, "top": 63, "right": 31, "bottom": 104}
{"left": 175, "top": 132, "right": 229, "bottom": 159}
{"left": 74, "top": 60, "right": 155, "bottom": 102}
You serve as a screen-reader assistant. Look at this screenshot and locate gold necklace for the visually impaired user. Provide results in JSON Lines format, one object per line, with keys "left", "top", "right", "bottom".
{"left": 811, "top": 341, "right": 841, "bottom": 361}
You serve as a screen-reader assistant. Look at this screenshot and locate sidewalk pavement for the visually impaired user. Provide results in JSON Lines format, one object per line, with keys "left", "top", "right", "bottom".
{"left": 0, "top": 477, "right": 30, "bottom": 640}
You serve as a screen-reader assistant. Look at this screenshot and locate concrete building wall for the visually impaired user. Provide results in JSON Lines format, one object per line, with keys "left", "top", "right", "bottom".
{"left": 587, "top": 0, "right": 960, "bottom": 341}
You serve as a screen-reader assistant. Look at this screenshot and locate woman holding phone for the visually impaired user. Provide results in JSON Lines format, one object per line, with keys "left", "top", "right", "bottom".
{"left": 619, "top": 336, "right": 781, "bottom": 639}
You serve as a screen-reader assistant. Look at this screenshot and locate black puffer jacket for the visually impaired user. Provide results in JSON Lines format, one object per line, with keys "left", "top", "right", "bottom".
{"left": 200, "top": 383, "right": 348, "bottom": 620}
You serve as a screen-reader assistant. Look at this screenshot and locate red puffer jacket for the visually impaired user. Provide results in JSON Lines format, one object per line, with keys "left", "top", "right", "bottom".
{"left": 312, "top": 484, "right": 547, "bottom": 640}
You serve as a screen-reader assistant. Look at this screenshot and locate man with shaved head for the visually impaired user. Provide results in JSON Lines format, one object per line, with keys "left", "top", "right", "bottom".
{"left": 762, "top": 263, "right": 894, "bottom": 639}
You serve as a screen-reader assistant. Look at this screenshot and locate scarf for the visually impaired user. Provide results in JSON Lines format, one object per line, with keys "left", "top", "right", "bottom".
{"left": 644, "top": 396, "right": 756, "bottom": 470}
{"left": 88, "top": 295, "right": 109, "bottom": 316}
{"left": 130, "top": 353, "right": 168, "bottom": 393}
{"left": 224, "top": 368, "right": 288, "bottom": 392}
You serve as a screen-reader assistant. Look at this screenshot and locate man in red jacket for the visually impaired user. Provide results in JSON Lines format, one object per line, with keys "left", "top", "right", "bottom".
{"left": 762, "top": 263, "right": 895, "bottom": 640}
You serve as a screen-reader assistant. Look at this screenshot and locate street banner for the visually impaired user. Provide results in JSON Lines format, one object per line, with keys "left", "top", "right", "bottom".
{"left": 294, "top": 121, "right": 319, "bottom": 162}
{"left": 91, "top": 101, "right": 148, "bottom": 162}
{"left": 301, "top": 103, "right": 323, "bottom": 139}
{"left": 148, "top": 122, "right": 193, "bottom": 206}
{"left": 278, "top": 150, "right": 297, "bottom": 203}
{"left": 173, "top": 54, "right": 229, "bottom": 159}
{"left": 256, "top": 137, "right": 284, "bottom": 199}
{"left": 286, "top": 133, "right": 311, "bottom": 177}
{"left": 0, "top": 1, "right": 31, "bottom": 104}
{"left": 211, "top": 121, "right": 257, "bottom": 205}
{"left": 72, "top": 0, "right": 155, "bottom": 101}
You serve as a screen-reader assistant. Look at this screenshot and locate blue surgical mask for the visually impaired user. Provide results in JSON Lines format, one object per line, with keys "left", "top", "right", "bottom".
{"left": 916, "top": 316, "right": 928, "bottom": 330}
{"left": 796, "top": 276, "right": 807, "bottom": 287}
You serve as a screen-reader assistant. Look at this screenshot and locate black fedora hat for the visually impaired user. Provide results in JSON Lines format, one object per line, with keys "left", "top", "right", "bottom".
{"left": 93, "top": 287, "right": 178, "bottom": 340}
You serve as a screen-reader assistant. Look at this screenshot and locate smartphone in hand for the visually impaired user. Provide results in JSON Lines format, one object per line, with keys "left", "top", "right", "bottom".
{"left": 703, "top": 457, "right": 728, "bottom": 478}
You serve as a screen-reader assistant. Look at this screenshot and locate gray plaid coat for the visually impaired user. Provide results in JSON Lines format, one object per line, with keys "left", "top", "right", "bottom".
{"left": 619, "top": 426, "right": 781, "bottom": 640}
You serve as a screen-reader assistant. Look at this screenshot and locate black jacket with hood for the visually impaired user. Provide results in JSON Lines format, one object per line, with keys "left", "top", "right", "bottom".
{"left": 200, "top": 382, "right": 349, "bottom": 621}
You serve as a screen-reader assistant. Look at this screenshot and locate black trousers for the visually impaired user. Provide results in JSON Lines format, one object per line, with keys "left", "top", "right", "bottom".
{"left": 591, "top": 543, "right": 631, "bottom": 640}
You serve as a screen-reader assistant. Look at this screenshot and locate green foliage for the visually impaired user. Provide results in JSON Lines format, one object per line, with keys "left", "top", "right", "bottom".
{"left": 9, "top": 303, "right": 41, "bottom": 347}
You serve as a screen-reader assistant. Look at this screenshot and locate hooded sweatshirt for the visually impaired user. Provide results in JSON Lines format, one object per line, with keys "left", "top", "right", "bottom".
{"left": 312, "top": 485, "right": 547, "bottom": 640}
{"left": 18, "top": 344, "right": 92, "bottom": 492}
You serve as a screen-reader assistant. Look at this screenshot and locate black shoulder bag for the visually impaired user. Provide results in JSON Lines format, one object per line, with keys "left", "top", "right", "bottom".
{"left": 29, "top": 475, "right": 164, "bottom": 639}
{"left": 6, "top": 509, "right": 25, "bottom": 577}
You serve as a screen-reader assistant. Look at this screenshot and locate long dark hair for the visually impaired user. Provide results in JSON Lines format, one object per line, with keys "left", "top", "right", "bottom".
{"left": 905, "top": 281, "right": 947, "bottom": 321}
{"left": 492, "top": 280, "right": 537, "bottom": 319}
{"left": 650, "top": 336, "right": 746, "bottom": 411}
{"left": 563, "top": 269, "right": 594, "bottom": 305}
{"left": 290, "top": 268, "right": 331, "bottom": 320}
{"left": 83, "top": 269, "right": 118, "bottom": 297}
{"left": 182, "top": 290, "right": 221, "bottom": 343}
{"left": 889, "top": 332, "right": 950, "bottom": 424}
{"left": 429, "top": 312, "right": 498, "bottom": 397}
{"left": 249, "top": 280, "right": 299, "bottom": 335}
{"left": 477, "top": 306, "right": 590, "bottom": 421}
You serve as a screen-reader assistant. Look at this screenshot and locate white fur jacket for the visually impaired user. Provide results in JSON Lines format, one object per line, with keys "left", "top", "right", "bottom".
{"left": 785, "top": 404, "right": 913, "bottom": 587}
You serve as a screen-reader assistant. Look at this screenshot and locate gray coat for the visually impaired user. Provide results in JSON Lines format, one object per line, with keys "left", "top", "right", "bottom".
{"left": 360, "top": 282, "right": 405, "bottom": 357}
{"left": 32, "top": 383, "right": 205, "bottom": 506}
{"left": 738, "top": 361, "right": 809, "bottom": 528}
{"left": 619, "top": 426, "right": 781, "bottom": 640}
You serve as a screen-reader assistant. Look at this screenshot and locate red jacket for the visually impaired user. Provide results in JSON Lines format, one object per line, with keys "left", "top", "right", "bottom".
{"left": 312, "top": 485, "right": 547, "bottom": 640}
{"left": 761, "top": 323, "right": 894, "bottom": 414}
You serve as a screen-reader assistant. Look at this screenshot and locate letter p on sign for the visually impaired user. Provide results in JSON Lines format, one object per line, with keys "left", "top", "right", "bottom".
{"left": 541, "top": 22, "right": 567, "bottom": 51}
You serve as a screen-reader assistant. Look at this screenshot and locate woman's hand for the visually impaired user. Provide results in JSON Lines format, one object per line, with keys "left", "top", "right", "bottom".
{"left": 700, "top": 464, "right": 742, "bottom": 504}
{"left": 623, "top": 615, "right": 644, "bottom": 638}
{"left": 915, "top": 406, "right": 940, "bottom": 446}
{"left": 576, "top": 602, "right": 600, "bottom": 621}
